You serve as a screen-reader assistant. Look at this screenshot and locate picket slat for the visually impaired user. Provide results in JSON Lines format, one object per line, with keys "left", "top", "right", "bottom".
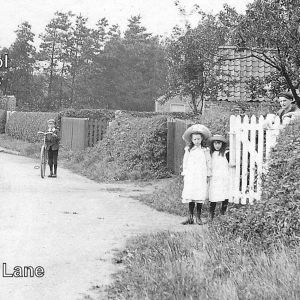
{"left": 228, "top": 115, "right": 236, "bottom": 203}
{"left": 257, "top": 116, "right": 264, "bottom": 198}
{"left": 234, "top": 115, "right": 241, "bottom": 204}
{"left": 241, "top": 115, "right": 249, "bottom": 204}
{"left": 249, "top": 115, "right": 256, "bottom": 204}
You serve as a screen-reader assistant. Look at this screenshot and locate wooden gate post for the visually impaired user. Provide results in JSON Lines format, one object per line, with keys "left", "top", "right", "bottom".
{"left": 167, "top": 118, "right": 175, "bottom": 172}
{"left": 229, "top": 115, "right": 237, "bottom": 203}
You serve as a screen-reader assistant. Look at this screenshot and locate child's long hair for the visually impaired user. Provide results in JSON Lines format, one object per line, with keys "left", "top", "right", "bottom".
{"left": 188, "top": 133, "right": 206, "bottom": 151}
{"left": 209, "top": 140, "right": 227, "bottom": 156}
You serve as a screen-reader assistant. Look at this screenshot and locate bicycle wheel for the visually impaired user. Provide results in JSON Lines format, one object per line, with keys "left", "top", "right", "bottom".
{"left": 40, "top": 145, "right": 46, "bottom": 178}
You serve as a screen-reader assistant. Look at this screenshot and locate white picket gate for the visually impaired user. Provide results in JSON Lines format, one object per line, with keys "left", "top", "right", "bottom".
{"left": 229, "top": 114, "right": 284, "bottom": 204}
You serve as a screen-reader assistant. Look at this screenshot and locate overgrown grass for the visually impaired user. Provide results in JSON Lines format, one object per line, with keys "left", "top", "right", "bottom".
{"left": 138, "top": 176, "right": 233, "bottom": 219}
{"left": 0, "top": 133, "right": 40, "bottom": 157}
{"left": 107, "top": 229, "right": 300, "bottom": 300}
{"left": 0, "top": 133, "right": 78, "bottom": 162}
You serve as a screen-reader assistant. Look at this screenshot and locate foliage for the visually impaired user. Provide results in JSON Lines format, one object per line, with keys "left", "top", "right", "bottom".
{"left": 165, "top": 10, "right": 234, "bottom": 114}
{"left": 221, "top": 0, "right": 300, "bottom": 107}
{"left": 108, "top": 229, "right": 300, "bottom": 299}
{"left": 5, "top": 111, "right": 58, "bottom": 143}
{"left": 65, "top": 115, "right": 170, "bottom": 181}
{"left": 0, "top": 110, "right": 6, "bottom": 133}
{"left": 58, "top": 108, "right": 115, "bottom": 125}
{"left": 213, "top": 123, "right": 300, "bottom": 250}
{"left": 0, "top": 22, "right": 37, "bottom": 108}
{"left": 0, "top": 96, "right": 16, "bottom": 111}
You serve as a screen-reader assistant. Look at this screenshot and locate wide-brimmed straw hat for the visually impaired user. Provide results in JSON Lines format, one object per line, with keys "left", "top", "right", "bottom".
{"left": 208, "top": 134, "right": 228, "bottom": 144}
{"left": 47, "top": 119, "right": 55, "bottom": 124}
{"left": 182, "top": 124, "right": 211, "bottom": 143}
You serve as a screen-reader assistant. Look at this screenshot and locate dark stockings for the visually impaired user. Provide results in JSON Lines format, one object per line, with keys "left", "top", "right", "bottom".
{"left": 209, "top": 199, "right": 229, "bottom": 219}
{"left": 48, "top": 148, "right": 58, "bottom": 175}
{"left": 189, "top": 202, "right": 202, "bottom": 217}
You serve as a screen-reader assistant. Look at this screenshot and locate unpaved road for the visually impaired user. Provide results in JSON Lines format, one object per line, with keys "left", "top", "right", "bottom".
{"left": 0, "top": 153, "right": 185, "bottom": 300}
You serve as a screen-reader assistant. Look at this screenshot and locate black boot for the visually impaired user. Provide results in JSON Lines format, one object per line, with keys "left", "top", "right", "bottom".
{"left": 48, "top": 165, "right": 53, "bottom": 177}
{"left": 221, "top": 199, "right": 229, "bottom": 215}
{"left": 209, "top": 202, "right": 216, "bottom": 221}
{"left": 195, "top": 203, "right": 203, "bottom": 225}
{"left": 181, "top": 202, "right": 195, "bottom": 225}
{"left": 53, "top": 164, "right": 57, "bottom": 178}
{"left": 181, "top": 214, "right": 194, "bottom": 225}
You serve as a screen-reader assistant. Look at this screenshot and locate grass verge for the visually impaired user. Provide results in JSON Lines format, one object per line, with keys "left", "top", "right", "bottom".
{"left": 107, "top": 229, "right": 300, "bottom": 300}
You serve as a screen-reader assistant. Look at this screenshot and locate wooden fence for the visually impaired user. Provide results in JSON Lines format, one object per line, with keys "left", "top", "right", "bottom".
{"left": 167, "top": 118, "right": 193, "bottom": 174}
{"left": 87, "top": 119, "right": 108, "bottom": 147}
{"left": 61, "top": 117, "right": 89, "bottom": 150}
{"left": 229, "top": 115, "right": 283, "bottom": 204}
{"left": 61, "top": 117, "right": 108, "bottom": 150}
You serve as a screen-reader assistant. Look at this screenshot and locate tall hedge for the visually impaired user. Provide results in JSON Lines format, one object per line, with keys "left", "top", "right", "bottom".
{"left": 58, "top": 108, "right": 115, "bottom": 122}
{"left": 214, "top": 122, "right": 300, "bottom": 250}
{"left": 0, "top": 95, "right": 16, "bottom": 111}
{"left": 6, "top": 112, "right": 58, "bottom": 143}
{"left": 0, "top": 109, "right": 6, "bottom": 133}
{"left": 68, "top": 115, "right": 170, "bottom": 181}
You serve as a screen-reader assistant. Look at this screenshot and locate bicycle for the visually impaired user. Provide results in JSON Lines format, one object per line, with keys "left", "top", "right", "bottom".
{"left": 37, "top": 131, "right": 54, "bottom": 178}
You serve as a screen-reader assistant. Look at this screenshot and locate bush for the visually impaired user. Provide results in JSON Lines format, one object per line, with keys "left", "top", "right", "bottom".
{"left": 66, "top": 115, "right": 170, "bottom": 181}
{"left": 0, "top": 109, "right": 6, "bottom": 133}
{"left": 213, "top": 122, "right": 300, "bottom": 250}
{"left": 58, "top": 108, "right": 115, "bottom": 123}
{"left": 6, "top": 111, "right": 58, "bottom": 143}
{"left": 0, "top": 95, "right": 16, "bottom": 111}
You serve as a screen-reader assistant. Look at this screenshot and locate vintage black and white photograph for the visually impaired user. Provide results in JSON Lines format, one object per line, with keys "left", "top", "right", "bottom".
{"left": 0, "top": 0, "right": 300, "bottom": 299}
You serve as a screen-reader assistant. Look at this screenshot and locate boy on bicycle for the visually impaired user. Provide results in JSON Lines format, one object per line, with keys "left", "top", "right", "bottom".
{"left": 46, "top": 119, "right": 60, "bottom": 178}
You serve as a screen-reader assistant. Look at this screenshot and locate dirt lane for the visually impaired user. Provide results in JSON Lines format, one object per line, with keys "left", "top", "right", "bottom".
{"left": 0, "top": 153, "right": 184, "bottom": 300}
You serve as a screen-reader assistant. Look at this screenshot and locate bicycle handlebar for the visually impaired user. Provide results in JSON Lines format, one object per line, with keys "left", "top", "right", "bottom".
{"left": 37, "top": 131, "right": 54, "bottom": 135}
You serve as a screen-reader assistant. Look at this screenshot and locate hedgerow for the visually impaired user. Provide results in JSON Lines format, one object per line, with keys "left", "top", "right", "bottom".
{"left": 6, "top": 112, "right": 58, "bottom": 143}
{"left": 66, "top": 115, "right": 170, "bottom": 181}
{"left": 213, "top": 122, "right": 300, "bottom": 250}
{"left": 0, "top": 96, "right": 16, "bottom": 111}
{"left": 0, "top": 109, "right": 6, "bottom": 133}
{"left": 58, "top": 108, "right": 115, "bottom": 123}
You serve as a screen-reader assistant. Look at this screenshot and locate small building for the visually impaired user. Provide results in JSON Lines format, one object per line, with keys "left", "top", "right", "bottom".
{"left": 156, "top": 46, "right": 275, "bottom": 113}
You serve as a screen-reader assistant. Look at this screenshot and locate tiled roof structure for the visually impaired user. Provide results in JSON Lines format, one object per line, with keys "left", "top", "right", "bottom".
{"left": 218, "top": 46, "right": 275, "bottom": 101}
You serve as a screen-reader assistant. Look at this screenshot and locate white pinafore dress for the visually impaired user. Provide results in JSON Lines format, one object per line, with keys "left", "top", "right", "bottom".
{"left": 181, "top": 146, "right": 210, "bottom": 203}
{"left": 209, "top": 151, "right": 229, "bottom": 202}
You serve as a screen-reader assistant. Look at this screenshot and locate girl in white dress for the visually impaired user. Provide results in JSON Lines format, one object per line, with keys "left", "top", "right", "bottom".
{"left": 208, "top": 135, "right": 229, "bottom": 220}
{"left": 181, "top": 124, "right": 212, "bottom": 225}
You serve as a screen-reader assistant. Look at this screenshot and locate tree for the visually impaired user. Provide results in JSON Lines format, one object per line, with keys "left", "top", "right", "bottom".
{"left": 165, "top": 12, "right": 231, "bottom": 114}
{"left": 222, "top": 0, "right": 300, "bottom": 107}
{"left": 68, "top": 14, "right": 90, "bottom": 106}
{"left": 39, "top": 11, "right": 73, "bottom": 109}
{"left": 0, "top": 22, "right": 36, "bottom": 109}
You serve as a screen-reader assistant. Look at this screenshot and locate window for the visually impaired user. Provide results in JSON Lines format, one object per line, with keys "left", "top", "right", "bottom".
{"left": 170, "top": 104, "right": 185, "bottom": 112}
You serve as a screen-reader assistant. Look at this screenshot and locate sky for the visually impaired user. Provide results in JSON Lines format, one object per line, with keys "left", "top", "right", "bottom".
{"left": 0, "top": 0, "right": 251, "bottom": 48}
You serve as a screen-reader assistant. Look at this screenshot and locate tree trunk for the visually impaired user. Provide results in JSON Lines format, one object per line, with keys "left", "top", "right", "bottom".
{"left": 281, "top": 67, "right": 300, "bottom": 108}
{"left": 48, "top": 39, "right": 56, "bottom": 100}
{"left": 191, "top": 93, "right": 199, "bottom": 114}
{"left": 70, "top": 49, "right": 78, "bottom": 106}
{"left": 59, "top": 61, "right": 65, "bottom": 109}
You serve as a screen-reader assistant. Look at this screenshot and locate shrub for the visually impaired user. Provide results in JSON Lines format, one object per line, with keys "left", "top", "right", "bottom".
{"left": 213, "top": 122, "right": 300, "bottom": 250}
{"left": 0, "top": 95, "right": 16, "bottom": 111}
{"left": 58, "top": 108, "right": 115, "bottom": 124}
{"left": 66, "top": 115, "right": 170, "bottom": 181}
{"left": 6, "top": 111, "right": 58, "bottom": 143}
{"left": 0, "top": 109, "right": 6, "bottom": 133}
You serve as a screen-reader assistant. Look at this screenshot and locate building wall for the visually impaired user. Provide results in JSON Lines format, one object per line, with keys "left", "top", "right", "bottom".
{"left": 156, "top": 95, "right": 193, "bottom": 113}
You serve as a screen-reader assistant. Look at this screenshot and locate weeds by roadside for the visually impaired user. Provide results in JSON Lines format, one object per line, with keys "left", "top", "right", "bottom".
{"left": 107, "top": 229, "right": 300, "bottom": 300}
